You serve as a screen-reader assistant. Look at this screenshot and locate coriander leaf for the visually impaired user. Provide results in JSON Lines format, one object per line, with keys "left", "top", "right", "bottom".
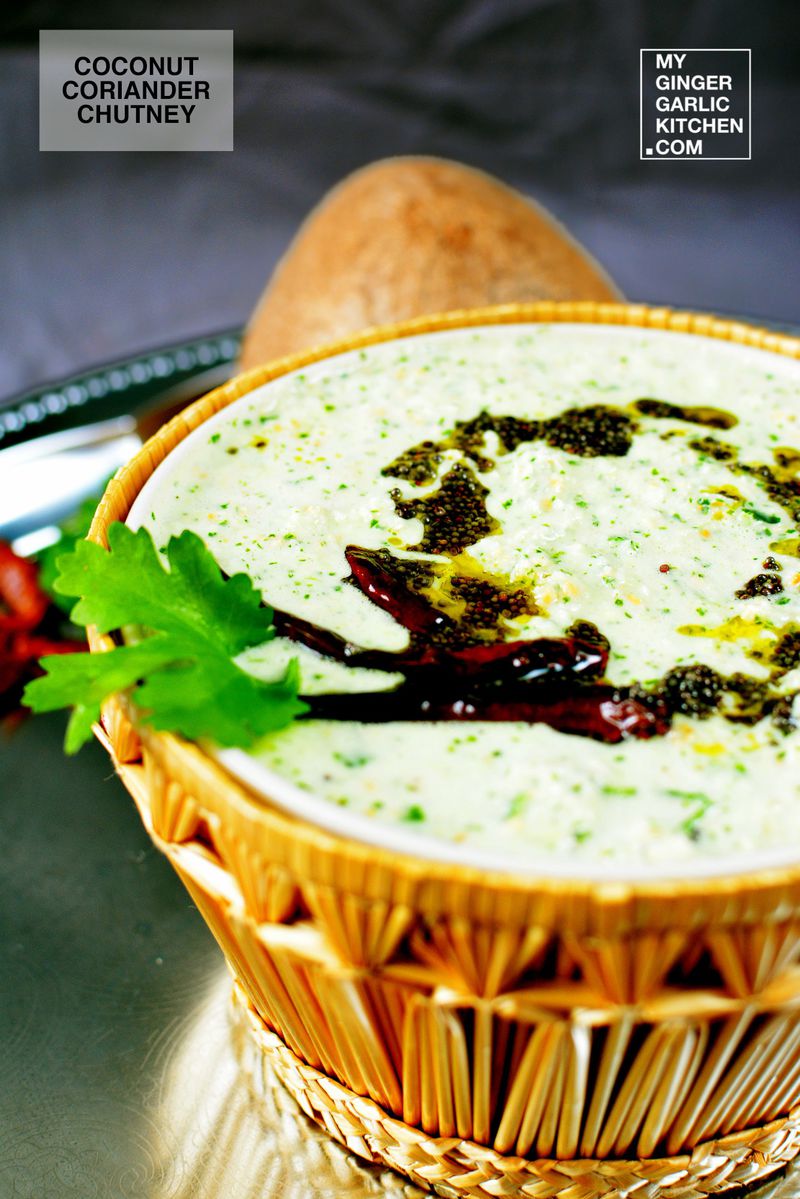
{"left": 35, "top": 491, "right": 104, "bottom": 612}
{"left": 56, "top": 523, "right": 273, "bottom": 653}
{"left": 23, "top": 523, "right": 306, "bottom": 752}
{"left": 137, "top": 657, "right": 304, "bottom": 745}
{"left": 27, "top": 637, "right": 177, "bottom": 753}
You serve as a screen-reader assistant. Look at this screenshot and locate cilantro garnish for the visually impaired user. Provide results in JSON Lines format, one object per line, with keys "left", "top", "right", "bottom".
{"left": 23, "top": 523, "right": 307, "bottom": 753}
{"left": 35, "top": 486, "right": 110, "bottom": 612}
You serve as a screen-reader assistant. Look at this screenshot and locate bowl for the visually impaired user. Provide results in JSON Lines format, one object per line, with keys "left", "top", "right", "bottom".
{"left": 89, "top": 302, "right": 800, "bottom": 1197}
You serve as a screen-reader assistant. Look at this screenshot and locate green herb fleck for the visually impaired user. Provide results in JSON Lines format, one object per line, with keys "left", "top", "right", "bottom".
{"left": 403, "top": 804, "right": 426, "bottom": 822}
{"left": 332, "top": 751, "right": 370, "bottom": 769}
{"left": 744, "top": 506, "right": 781, "bottom": 525}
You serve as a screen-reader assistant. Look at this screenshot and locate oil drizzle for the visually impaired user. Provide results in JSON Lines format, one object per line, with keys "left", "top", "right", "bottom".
{"left": 381, "top": 398, "right": 740, "bottom": 492}
{"left": 344, "top": 547, "right": 537, "bottom": 650}
{"left": 633, "top": 398, "right": 738, "bottom": 429}
{"left": 390, "top": 462, "right": 499, "bottom": 555}
{"left": 690, "top": 436, "right": 800, "bottom": 525}
{"left": 382, "top": 404, "right": 637, "bottom": 487}
{"left": 280, "top": 399, "right": 799, "bottom": 743}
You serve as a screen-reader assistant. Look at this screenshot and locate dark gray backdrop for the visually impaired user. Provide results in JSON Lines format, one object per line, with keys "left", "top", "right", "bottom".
{"left": 1, "top": 0, "right": 798, "bottom": 399}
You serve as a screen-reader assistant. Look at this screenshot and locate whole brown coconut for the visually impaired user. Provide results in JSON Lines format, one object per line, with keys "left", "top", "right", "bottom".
{"left": 239, "top": 156, "right": 622, "bottom": 369}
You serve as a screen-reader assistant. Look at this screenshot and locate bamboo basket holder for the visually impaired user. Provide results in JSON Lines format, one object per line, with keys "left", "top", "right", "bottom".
{"left": 88, "top": 303, "right": 800, "bottom": 1197}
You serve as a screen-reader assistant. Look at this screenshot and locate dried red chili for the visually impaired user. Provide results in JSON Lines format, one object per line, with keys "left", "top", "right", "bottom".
{"left": 0, "top": 539, "right": 81, "bottom": 721}
{"left": 0, "top": 541, "right": 49, "bottom": 633}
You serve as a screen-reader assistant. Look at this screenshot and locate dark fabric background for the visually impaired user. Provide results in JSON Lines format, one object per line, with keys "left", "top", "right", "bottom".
{"left": 1, "top": 0, "right": 798, "bottom": 398}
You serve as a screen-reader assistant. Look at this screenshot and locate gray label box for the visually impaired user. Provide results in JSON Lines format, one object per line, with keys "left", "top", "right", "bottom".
{"left": 40, "top": 29, "right": 233, "bottom": 151}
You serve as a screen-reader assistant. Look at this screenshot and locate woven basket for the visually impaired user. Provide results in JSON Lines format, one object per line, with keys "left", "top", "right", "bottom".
{"left": 88, "top": 303, "right": 800, "bottom": 1196}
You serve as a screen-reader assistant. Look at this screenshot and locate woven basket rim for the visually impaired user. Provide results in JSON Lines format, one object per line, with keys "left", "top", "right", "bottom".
{"left": 89, "top": 300, "right": 800, "bottom": 904}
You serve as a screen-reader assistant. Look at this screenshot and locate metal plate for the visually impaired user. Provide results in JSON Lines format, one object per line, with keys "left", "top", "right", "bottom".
{"left": 0, "top": 330, "right": 242, "bottom": 452}
{"left": 2, "top": 322, "right": 800, "bottom": 1198}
